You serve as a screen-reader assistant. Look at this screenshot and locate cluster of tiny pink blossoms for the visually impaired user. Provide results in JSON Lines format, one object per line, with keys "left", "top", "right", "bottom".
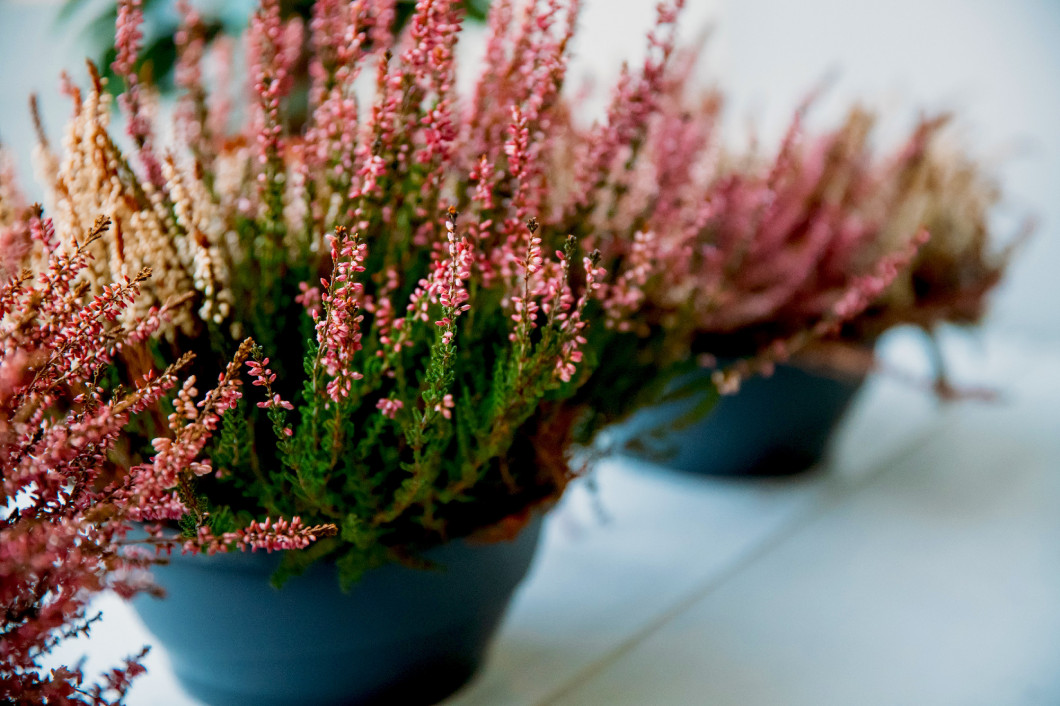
{"left": 639, "top": 107, "right": 938, "bottom": 343}
{"left": 554, "top": 251, "right": 606, "bottom": 383}
{"left": 112, "top": 0, "right": 143, "bottom": 81}
{"left": 375, "top": 396, "right": 404, "bottom": 419}
{"left": 112, "top": 0, "right": 164, "bottom": 189}
{"left": 316, "top": 226, "right": 368, "bottom": 402}
{"left": 438, "top": 213, "right": 473, "bottom": 346}
{"left": 233, "top": 516, "right": 333, "bottom": 552}
{"left": 248, "top": 356, "right": 294, "bottom": 413}
{"left": 187, "top": 516, "right": 336, "bottom": 555}
{"left": 0, "top": 208, "right": 335, "bottom": 701}
{"left": 123, "top": 344, "right": 251, "bottom": 524}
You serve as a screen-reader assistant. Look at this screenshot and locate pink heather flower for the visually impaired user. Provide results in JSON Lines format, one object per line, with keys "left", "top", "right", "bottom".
{"left": 231, "top": 516, "right": 331, "bottom": 553}
{"left": 0, "top": 213, "right": 331, "bottom": 703}
{"left": 308, "top": 0, "right": 368, "bottom": 98}
{"left": 555, "top": 252, "right": 605, "bottom": 383}
{"left": 829, "top": 229, "right": 931, "bottom": 324}
{"left": 433, "top": 393, "right": 454, "bottom": 420}
{"left": 174, "top": 0, "right": 209, "bottom": 158}
{"left": 296, "top": 281, "right": 324, "bottom": 318}
{"left": 569, "top": 0, "right": 685, "bottom": 213}
{"left": 172, "top": 375, "right": 200, "bottom": 421}
{"left": 0, "top": 213, "right": 288, "bottom": 699}
{"left": 111, "top": 0, "right": 165, "bottom": 188}
{"left": 509, "top": 218, "right": 547, "bottom": 344}
{"left": 248, "top": 0, "right": 303, "bottom": 203}
{"left": 603, "top": 229, "right": 656, "bottom": 332}
{"left": 376, "top": 396, "right": 404, "bottom": 419}
{"left": 317, "top": 226, "right": 368, "bottom": 401}
{"left": 258, "top": 393, "right": 295, "bottom": 411}
{"left": 439, "top": 210, "right": 473, "bottom": 318}
{"left": 112, "top": 0, "right": 144, "bottom": 81}
{"left": 126, "top": 343, "right": 254, "bottom": 521}
{"left": 365, "top": 267, "right": 400, "bottom": 356}
{"left": 399, "top": 0, "right": 461, "bottom": 185}
{"left": 245, "top": 354, "right": 294, "bottom": 417}
{"left": 389, "top": 210, "right": 475, "bottom": 362}
{"left": 116, "top": 299, "right": 185, "bottom": 349}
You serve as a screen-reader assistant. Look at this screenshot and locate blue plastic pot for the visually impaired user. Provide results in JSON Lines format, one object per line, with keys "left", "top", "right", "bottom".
{"left": 132, "top": 517, "right": 543, "bottom": 706}
{"left": 614, "top": 362, "right": 866, "bottom": 477}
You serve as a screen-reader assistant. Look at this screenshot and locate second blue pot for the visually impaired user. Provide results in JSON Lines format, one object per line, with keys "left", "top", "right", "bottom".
{"left": 614, "top": 363, "right": 866, "bottom": 477}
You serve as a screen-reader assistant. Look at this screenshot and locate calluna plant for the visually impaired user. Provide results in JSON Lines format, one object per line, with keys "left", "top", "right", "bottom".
{"left": 576, "top": 84, "right": 1012, "bottom": 390}
{"left": 34, "top": 0, "right": 697, "bottom": 587}
{"left": 0, "top": 183, "right": 334, "bottom": 701}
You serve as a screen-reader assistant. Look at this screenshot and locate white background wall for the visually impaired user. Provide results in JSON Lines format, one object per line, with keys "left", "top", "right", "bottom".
{"left": 1, "top": 0, "right": 1057, "bottom": 340}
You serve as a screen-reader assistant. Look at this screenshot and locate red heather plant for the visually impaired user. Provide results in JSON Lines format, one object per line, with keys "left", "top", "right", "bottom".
{"left": 32, "top": 0, "right": 694, "bottom": 587}
{"left": 0, "top": 198, "right": 335, "bottom": 701}
{"left": 548, "top": 75, "right": 1012, "bottom": 393}
{"left": 612, "top": 104, "right": 942, "bottom": 388}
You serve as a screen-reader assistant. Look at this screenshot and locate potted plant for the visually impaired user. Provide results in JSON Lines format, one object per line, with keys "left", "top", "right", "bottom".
{"left": 28, "top": 0, "right": 701, "bottom": 702}
{"left": 600, "top": 100, "right": 1014, "bottom": 476}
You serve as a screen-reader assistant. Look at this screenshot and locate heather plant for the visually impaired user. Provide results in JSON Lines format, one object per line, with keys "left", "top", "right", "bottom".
{"left": 0, "top": 192, "right": 335, "bottom": 702}
{"left": 549, "top": 75, "right": 1012, "bottom": 392}
{"left": 33, "top": 0, "right": 707, "bottom": 587}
